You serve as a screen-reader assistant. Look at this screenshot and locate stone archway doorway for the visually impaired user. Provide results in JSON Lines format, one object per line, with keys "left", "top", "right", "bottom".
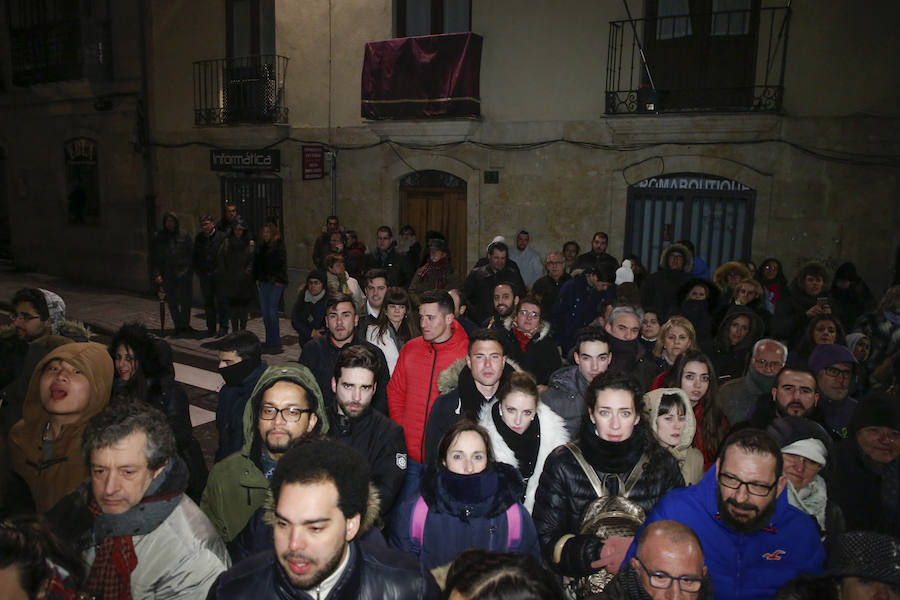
{"left": 399, "top": 170, "right": 468, "bottom": 276}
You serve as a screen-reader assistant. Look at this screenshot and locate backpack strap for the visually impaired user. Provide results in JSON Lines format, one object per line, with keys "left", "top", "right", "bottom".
{"left": 409, "top": 496, "right": 429, "bottom": 551}
{"left": 621, "top": 452, "right": 650, "bottom": 498}
{"left": 505, "top": 504, "right": 522, "bottom": 552}
{"left": 565, "top": 442, "right": 606, "bottom": 499}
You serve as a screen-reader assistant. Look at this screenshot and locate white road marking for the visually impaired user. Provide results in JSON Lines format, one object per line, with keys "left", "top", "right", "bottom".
{"left": 190, "top": 405, "right": 216, "bottom": 427}
{"left": 174, "top": 362, "right": 224, "bottom": 392}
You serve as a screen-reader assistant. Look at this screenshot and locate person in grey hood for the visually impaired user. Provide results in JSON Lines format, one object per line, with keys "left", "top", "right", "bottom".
{"left": 201, "top": 363, "right": 329, "bottom": 542}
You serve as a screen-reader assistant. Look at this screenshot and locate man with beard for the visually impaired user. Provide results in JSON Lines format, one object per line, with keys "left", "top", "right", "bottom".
{"left": 201, "top": 363, "right": 329, "bottom": 542}
{"left": 507, "top": 229, "right": 544, "bottom": 288}
{"left": 463, "top": 241, "right": 525, "bottom": 325}
{"left": 300, "top": 293, "right": 390, "bottom": 415}
{"left": 328, "top": 345, "right": 407, "bottom": 517}
{"left": 484, "top": 282, "right": 519, "bottom": 328}
{"left": 809, "top": 343, "right": 859, "bottom": 439}
{"left": 718, "top": 339, "right": 788, "bottom": 424}
{"left": 742, "top": 366, "right": 823, "bottom": 430}
{"left": 626, "top": 428, "right": 824, "bottom": 600}
{"left": 207, "top": 437, "right": 439, "bottom": 599}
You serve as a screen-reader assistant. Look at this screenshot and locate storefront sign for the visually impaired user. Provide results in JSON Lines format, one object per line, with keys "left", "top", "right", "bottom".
{"left": 210, "top": 149, "right": 280, "bottom": 172}
{"left": 303, "top": 145, "right": 325, "bottom": 180}
{"left": 635, "top": 174, "right": 749, "bottom": 191}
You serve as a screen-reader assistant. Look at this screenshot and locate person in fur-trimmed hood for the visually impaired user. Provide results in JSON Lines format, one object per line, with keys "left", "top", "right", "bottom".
{"left": 639, "top": 242, "right": 693, "bottom": 318}
{"left": 478, "top": 372, "right": 569, "bottom": 512}
{"left": 499, "top": 294, "right": 562, "bottom": 386}
{"left": 422, "top": 328, "right": 520, "bottom": 466}
{"left": 642, "top": 388, "right": 704, "bottom": 486}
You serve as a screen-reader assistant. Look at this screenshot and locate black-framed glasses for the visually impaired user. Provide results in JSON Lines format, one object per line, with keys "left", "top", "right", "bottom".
{"left": 259, "top": 406, "right": 315, "bottom": 422}
{"left": 822, "top": 366, "right": 853, "bottom": 380}
{"left": 718, "top": 472, "right": 777, "bottom": 496}
{"left": 633, "top": 556, "right": 703, "bottom": 593}
{"left": 11, "top": 312, "right": 41, "bottom": 322}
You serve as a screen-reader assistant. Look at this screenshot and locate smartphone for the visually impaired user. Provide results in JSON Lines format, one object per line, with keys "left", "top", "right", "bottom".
{"left": 817, "top": 297, "right": 829, "bottom": 308}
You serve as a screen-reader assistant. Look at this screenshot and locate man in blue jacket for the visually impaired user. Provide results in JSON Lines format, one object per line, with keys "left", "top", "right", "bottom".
{"left": 625, "top": 428, "right": 824, "bottom": 600}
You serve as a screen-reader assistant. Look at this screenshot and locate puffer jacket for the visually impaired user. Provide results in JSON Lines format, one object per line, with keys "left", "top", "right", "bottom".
{"left": 642, "top": 388, "right": 705, "bottom": 485}
{"left": 479, "top": 399, "right": 570, "bottom": 511}
{"left": 708, "top": 306, "right": 765, "bottom": 381}
{"left": 389, "top": 463, "right": 541, "bottom": 569}
{"left": 532, "top": 419, "right": 684, "bottom": 577}
{"left": 208, "top": 541, "right": 440, "bottom": 600}
{"left": 8, "top": 342, "right": 112, "bottom": 513}
{"left": 540, "top": 365, "right": 591, "bottom": 439}
{"left": 499, "top": 316, "right": 562, "bottom": 385}
{"left": 387, "top": 322, "right": 469, "bottom": 463}
{"left": 200, "top": 364, "right": 329, "bottom": 542}
{"left": 639, "top": 243, "right": 693, "bottom": 318}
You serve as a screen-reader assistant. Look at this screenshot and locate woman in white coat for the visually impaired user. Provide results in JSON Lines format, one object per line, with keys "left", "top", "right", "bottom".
{"left": 479, "top": 371, "right": 569, "bottom": 512}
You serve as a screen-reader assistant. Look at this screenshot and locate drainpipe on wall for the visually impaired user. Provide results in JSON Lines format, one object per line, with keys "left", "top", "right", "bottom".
{"left": 138, "top": 0, "right": 157, "bottom": 292}
{"left": 327, "top": 150, "right": 337, "bottom": 215}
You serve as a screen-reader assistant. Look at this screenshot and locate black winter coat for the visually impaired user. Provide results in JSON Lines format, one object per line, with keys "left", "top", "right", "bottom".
{"left": 194, "top": 229, "right": 227, "bottom": 275}
{"left": 206, "top": 541, "right": 440, "bottom": 600}
{"left": 254, "top": 238, "right": 288, "bottom": 285}
{"left": 500, "top": 318, "right": 562, "bottom": 385}
{"left": 364, "top": 243, "right": 412, "bottom": 288}
{"left": 153, "top": 225, "right": 193, "bottom": 280}
{"left": 299, "top": 336, "right": 390, "bottom": 416}
{"left": 831, "top": 435, "right": 900, "bottom": 537}
{"left": 326, "top": 406, "right": 408, "bottom": 517}
{"left": 532, "top": 420, "right": 684, "bottom": 577}
{"left": 218, "top": 234, "right": 256, "bottom": 300}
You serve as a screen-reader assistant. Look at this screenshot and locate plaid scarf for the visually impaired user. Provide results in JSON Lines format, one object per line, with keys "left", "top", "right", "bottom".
{"left": 85, "top": 502, "right": 138, "bottom": 600}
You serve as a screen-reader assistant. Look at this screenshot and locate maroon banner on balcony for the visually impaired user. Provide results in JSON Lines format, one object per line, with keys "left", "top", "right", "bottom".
{"left": 361, "top": 32, "right": 482, "bottom": 120}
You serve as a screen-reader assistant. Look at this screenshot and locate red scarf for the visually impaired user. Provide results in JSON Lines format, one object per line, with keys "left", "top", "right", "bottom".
{"left": 513, "top": 326, "right": 532, "bottom": 352}
{"left": 416, "top": 257, "right": 450, "bottom": 289}
{"left": 85, "top": 500, "right": 138, "bottom": 600}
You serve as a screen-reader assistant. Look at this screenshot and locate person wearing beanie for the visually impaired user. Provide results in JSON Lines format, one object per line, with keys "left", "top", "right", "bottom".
{"left": 827, "top": 531, "right": 900, "bottom": 599}
{"left": 809, "top": 343, "right": 859, "bottom": 439}
{"left": 8, "top": 342, "right": 113, "bottom": 512}
{"left": 615, "top": 259, "right": 635, "bottom": 286}
{"left": 767, "top": 416, "right": 841, "bottom": 539}
{"left": 200, "top": 363, "right": 329, "bottom": 542}
{"left": 831, "top": 392, "right": 900, "bottom": 537}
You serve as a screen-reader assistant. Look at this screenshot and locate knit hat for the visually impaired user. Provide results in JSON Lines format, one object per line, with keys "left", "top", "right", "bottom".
{"left": 827, "top": 531, "right": 900, "bottom": 585}
{"left": 307, "top": 269, "right": 326, "bottom": 284}
{"left": 808, "top": 343, "right": 858, "bottom": 373}
{"left": 428, "top": 238, "right": 449, "bottom": 253}
{"left": 848, "top": 392, "right": 900, "bottom": 435}
{"left": 40, "top": 289, "right": 66, "bottom": 336}
{"left": 615, "top": 260, "right": 634, "bottom": 285}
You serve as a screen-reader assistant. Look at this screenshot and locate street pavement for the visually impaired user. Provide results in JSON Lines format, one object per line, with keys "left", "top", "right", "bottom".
{"left": 1, "top": 261, "right": 302, "bottom": 466}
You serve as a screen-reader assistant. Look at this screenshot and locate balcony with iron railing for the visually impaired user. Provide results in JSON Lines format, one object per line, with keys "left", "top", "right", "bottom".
{"left": 605, "top": 7, "right": 790, "bottom": 115}
{"left": 193, "top": 54, "right": 289, "bottom": 126}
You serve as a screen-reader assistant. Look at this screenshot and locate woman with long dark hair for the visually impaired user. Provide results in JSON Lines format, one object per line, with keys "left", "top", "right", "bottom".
{"left": 664, "top": 349, "right": 729, "bottom": 469}
{"left": 365, "top": 287, "right": 419, "bottom": 375}
{"left": 389, "top": 419, "right": 540, "bottom": 569}
{"left": 254, "top": 221, "right": 287, "bottom": 352}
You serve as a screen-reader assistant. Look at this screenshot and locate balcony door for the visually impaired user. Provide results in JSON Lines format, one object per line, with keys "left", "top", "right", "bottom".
{"left": 399, "top": 170, "right": 467, "bottom": 277}
{"left": 642, "top": 0, "right": 760, "bottom": 110}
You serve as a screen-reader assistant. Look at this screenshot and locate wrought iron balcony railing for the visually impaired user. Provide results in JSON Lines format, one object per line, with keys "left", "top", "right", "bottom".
{"left": 193, "top": 55, "right": 289, "bottom": 126}
{"left": 10, "top": 18, "right": 111, "bottom": 86}
{"left": 605, "top": 7, "right": 790, "bottom": 114}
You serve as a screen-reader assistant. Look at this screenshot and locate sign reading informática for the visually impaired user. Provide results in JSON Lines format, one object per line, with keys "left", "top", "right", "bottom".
{"left": 302, "top": 145, "right": 325, "bottom": 180}
{"left": 210, "top": 149, "right": 281, "bottom": 172}
{"left": 635, "top": 175, "right": 750, "bottom": 191}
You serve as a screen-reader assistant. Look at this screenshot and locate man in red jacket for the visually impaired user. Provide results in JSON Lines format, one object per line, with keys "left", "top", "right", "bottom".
{"left": 388, "top": 289, "right": 469, "bottom": 500}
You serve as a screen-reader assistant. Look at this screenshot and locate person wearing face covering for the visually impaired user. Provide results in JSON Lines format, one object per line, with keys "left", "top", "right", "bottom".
{"left": 210, "top": 332, "right": 267, "bottom": 462}
{"left": 7, "top": 342, "right": 113, "bottom": 513}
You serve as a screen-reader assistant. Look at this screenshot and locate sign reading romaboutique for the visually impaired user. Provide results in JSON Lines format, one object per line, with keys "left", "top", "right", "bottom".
{"left": 210, "top": 149, "right": 280, "bottom": 172}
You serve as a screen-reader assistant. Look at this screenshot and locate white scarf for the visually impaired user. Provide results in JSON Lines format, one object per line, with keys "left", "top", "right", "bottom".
{"left": 786, "top": 476, "right": 828, "bottom": 531}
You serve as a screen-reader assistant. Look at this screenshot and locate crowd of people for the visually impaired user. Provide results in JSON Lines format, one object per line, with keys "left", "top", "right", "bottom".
{"left": 0, "top": 212, "right": 899, "bottom": 600}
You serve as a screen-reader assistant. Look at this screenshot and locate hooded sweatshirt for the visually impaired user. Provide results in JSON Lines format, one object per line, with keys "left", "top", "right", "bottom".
{"left": 8, "top": 342, "right": 113, "bottom": 513}
{"left": 200, "top": 363, "right": 329, "bottom": 541}
{"left": 642, "top": 388, "right": 705, "bottom": 485}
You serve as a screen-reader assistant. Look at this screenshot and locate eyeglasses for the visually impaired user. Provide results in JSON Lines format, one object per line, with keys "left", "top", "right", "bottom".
{"left": 753, "top": 358, "right": 784, "bottom": 371}
{"left": 259, "top": 406, "right": 315, "bottom": 422}
{"left": 718, "top": 472, "right": 777, "bottom": 496}
{"left": 11, "top": 313, "right": 41, "bottom": 322}
{"left": 518, "top": 310, "right": 540, "bottom": 319}
{"left": 633, "top": 556, "right": 703, "bottom": 593}
{"left": 823, "top": 366, "right": 853, "bottom": 380}
{"left": 782, "top": 454, "right": 823, "bottom": 471}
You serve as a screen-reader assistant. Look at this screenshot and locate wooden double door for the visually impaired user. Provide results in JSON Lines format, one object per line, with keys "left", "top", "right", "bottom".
{"left": 399, "top": 171, "right": 468, "bottom": 276}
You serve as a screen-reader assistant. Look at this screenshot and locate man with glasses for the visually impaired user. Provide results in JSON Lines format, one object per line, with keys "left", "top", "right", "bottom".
{"left": 498, "top": 294, "right": 562, "bottom": 386}
{"left": 809, "top": 343, "right": 859, "bottom": 439}
{"left": 201, "top": 363, "right": 329, "bottom": 542}
{"left": 626, "top": 428, "right": 825, "bottom": 599}
{"left": 718, "top": 339, "right": 788, "bottom": 424}
{"left": 607, "top": 520, "right": 713, "bottom": 600}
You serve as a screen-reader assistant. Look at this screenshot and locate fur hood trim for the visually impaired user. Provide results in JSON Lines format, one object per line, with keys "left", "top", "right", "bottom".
{"left": 58, "top": 320, "right": 92, "bottom": 342}
{"left": 658, "top": 243, "right": 693, "bottom": 272}
{"left": 436, "top": 357, "right": 524, "bottom": 396}
{"left": 641, "top": 387, "right": 697, "bottom": 450}
{"left": 501, "top": 315, "right": 552, "bottom": 343}
{"left": 478, "top": 400, "right": 570, "bottom": 512}
{"left": 713, "top": 261, "right": 752, "bottom": 291}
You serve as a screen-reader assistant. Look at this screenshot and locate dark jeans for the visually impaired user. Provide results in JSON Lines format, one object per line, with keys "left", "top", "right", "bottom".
{"left": 198, "top": 272, "right": 229, "bottom": 332}
{"left": 257, "top": 282, "right": 284, "bottom": 346}
{"left": 164, "top": 273, "right": 193, "bottom": 329}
